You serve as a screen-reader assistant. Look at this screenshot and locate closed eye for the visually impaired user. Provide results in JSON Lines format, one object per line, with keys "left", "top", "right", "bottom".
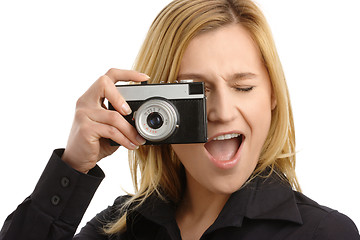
{"left": 235, "top": 86, "right": 254, "bottom": 92}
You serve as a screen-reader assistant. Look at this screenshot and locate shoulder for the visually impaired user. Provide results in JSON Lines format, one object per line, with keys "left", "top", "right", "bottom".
{"left": 103, "top": 195, "right": 132, "bottom": 221}
{"left": 113, "top": 195, "right": 132, "bottom": 206}
{"left": 293, "top": 191, "right": 360, "bottom": 239}
{"left": 75, "top": 195, "right": 131, "bottom": 239}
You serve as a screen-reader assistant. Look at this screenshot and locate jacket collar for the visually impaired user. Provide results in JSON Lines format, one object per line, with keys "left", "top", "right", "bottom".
{"left": 131, "top": 171, "right": 303, "bottom": 235}
{"left": 129, "top": 192, "right": 180, "bottom": 239}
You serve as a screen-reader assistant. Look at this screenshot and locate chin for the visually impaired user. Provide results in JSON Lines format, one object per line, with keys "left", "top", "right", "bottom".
{"left": 210, "top": 182, "right": 246, "bottom": 195}
{"left": 206, "top": 167, "right": 255, "bottom": 195}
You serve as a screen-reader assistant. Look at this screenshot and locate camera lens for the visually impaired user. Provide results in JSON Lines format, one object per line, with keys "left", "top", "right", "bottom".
{"left": 147, "top": 112, "right": 163, "bottom": 129}
{"left": 134, "top": 98, "right": 179, "bottom": 142}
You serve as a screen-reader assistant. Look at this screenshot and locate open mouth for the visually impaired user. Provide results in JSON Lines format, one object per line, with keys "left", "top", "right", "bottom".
{"left": 204, "top": 133, "right": 244, "bottom": 161}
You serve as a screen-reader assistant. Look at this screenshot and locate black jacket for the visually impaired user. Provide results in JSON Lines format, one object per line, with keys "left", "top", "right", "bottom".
{"left": 1, "top": 149, "right": 359, "bottom": 239}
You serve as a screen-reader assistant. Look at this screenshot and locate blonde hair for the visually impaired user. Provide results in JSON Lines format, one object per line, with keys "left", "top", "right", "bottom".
{"left": 105, "top": 0, "right": 300, "bottom": 234}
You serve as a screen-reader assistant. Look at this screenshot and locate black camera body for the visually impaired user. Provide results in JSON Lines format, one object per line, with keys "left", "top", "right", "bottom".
{"left": 109, "top": 81, "right": 207, "bottom": 145}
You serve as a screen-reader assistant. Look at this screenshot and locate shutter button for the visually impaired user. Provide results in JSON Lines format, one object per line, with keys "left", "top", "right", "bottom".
{"left": 51, "top": 195, "right": 61, "bottom": 206}
{"left": 61, "top": 177, "right": 70, "bottom": 188}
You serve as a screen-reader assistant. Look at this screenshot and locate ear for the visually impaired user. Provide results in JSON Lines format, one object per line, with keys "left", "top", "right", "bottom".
{"left": 271, "top": 90, "right": 277, "bottom": 110}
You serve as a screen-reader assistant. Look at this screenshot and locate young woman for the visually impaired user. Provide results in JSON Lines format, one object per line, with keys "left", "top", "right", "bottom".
{"left": 1, "top": 0, "right": 359, "bottom": 239}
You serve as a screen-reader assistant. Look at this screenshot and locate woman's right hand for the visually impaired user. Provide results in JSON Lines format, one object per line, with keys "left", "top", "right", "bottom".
{"left": 62, "top": 69, "right": 148, "bottom": 173}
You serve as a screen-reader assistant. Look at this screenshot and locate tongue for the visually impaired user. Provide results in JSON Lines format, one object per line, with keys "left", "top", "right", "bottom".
{"left": 205, "top": 138, "right": 240, "bottom": 161}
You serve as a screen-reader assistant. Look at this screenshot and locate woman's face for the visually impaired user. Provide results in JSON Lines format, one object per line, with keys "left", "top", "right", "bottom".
{"left": 171, "top": 24, "right": 276, "bottom": 195}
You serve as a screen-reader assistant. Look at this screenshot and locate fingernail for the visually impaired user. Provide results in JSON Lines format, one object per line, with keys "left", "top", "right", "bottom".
{"left": 136, "top": 134, "right": 146, "bottom": 145}
{"left": 129, "top": 142, "right": 139, "bottom": 150}
{"left": 121, "top": 102, "right": 132, "bottom": 115}
{"left": 139, "top": 73, "right": 150, "bottom": 80}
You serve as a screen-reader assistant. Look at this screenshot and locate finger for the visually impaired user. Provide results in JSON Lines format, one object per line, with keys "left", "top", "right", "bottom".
{"left": 79, "top": 75, "right": 129, "bottom": 115}
{"left": 79, "top": 69, "right": 149, "bottom": 111}
{"left": 93, "top": 121, "right": 140, "bottom": 150}
{"left": 99, "top": 77, "right": 131, "bottom": 115}
{"left": 88, "top": 108, "right": 146, "bottom": 146}
{"left": 104, "top": 68, "right": 150, "bottom": 83}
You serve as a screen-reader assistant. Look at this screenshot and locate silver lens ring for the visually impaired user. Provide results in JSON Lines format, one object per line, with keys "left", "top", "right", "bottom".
{"left": 134, "top": 99, "right": 179, "bottom": 142}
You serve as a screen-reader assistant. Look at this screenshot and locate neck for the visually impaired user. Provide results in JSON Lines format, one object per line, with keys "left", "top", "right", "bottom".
{"left": 176, "top": 172, "right": 231, "bottom": 239}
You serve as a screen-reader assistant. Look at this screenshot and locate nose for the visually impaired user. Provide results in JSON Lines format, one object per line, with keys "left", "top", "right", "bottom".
{"left": 207, "top": 87, "right": 238, "bottom": 123}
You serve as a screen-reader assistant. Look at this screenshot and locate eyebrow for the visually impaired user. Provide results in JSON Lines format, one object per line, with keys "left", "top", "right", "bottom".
{"left": 177, "top": 73, "right": 206, "bottom": 81}
{"left": 231, "top": 72, "right": 257, "bottom": 81}
{"left": 177, "top": 72, "right": 257, "bottom": 82}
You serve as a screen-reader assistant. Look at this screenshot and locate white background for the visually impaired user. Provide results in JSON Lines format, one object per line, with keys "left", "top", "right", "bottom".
{"left": 1, "top": 0, "right": 359, "bottom": 233}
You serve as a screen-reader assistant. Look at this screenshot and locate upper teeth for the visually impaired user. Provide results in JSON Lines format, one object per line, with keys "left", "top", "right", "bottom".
{"left": 213, "top": 133, "right": 241, "bottom": 141}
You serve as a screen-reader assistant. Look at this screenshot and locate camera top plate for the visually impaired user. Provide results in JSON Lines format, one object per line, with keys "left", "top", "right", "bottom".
{"left": 115, "top": 82, "right": 205, "bottom": 101}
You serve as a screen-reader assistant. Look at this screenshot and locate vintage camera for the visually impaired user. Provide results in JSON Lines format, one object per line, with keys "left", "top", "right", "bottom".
{"left": 109, "top": 81, "right": 207, "bottom": 145}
